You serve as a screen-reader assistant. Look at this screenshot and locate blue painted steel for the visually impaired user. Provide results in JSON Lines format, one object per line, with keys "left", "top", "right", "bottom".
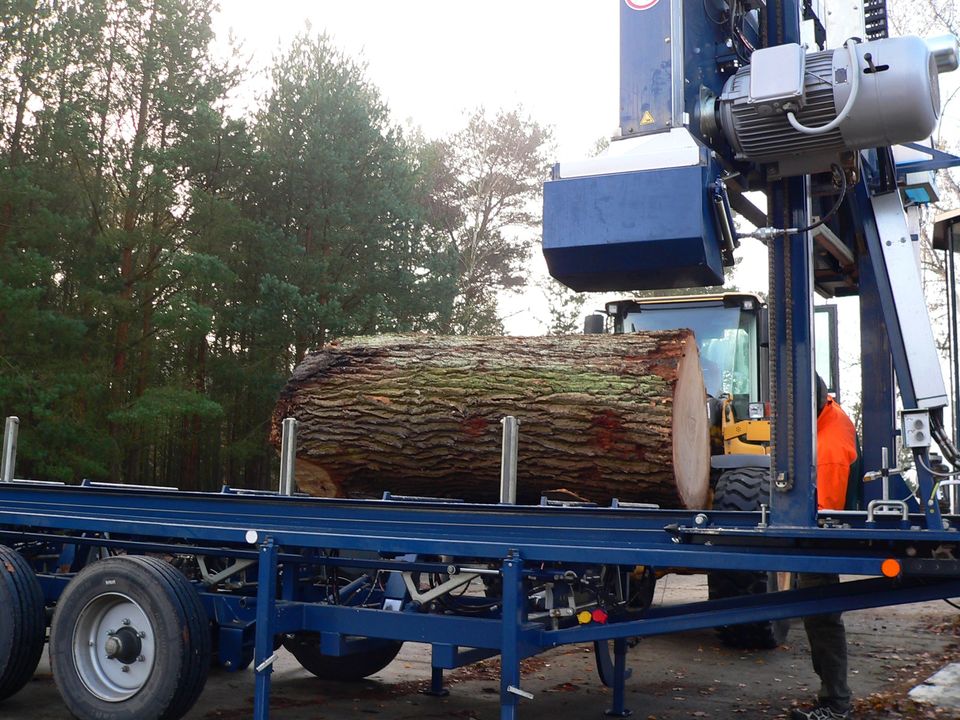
{"left": 897, "top": 143, "right": 960, "bottom": 175}
{"left": 500, "top": 553, "right": 524, "bottom": 720}
{"left": 425, "top": 666, "right": 448, "bottom": 697}
{"left": 619, "top": 0, "right": 675, "bottom": 136}
{"left": 619, "top": 0, "right": 735, "bottom": 140}
{"left": 681, "top": 0, "right": 736, "bottom": 123}
{"left": 852, "top": 177, "right": 943, "bottom": 528}
{"left": 858, "top": 243, "right": 914, "bottom": 507}
{"left": 7, "top": 480, "right": 960, "bottom": 720}
{"left": 253, "top": 539, "right": 279, "bottom": 720}
{"left": 540, "top": 575, "right": 960, "bottom": 644}
{"left": 542, "top": 161, "right": 726, "bottom": 291}
{"left": 766, "top": 0, "right": 818, "bottom": 528}
{"left": 432, "top": 645, "right": 499, "bottom": 669}
{"left": 7, "top": 484, "right": 960, "bottom": 568}
{"left": 606, "top": 638, "right": 630, "bottom": 717}
{"left": 767, "top": 180, "right": 818, "bottom": 526}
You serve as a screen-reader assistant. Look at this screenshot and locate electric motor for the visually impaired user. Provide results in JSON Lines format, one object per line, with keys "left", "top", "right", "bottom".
{"left": 705, "top": 35, "right": 959, "bottom": 178}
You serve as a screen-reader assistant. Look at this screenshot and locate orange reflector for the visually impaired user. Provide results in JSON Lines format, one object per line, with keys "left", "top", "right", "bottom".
{"left": 881, "top": 559, "right": 901, "bottom": 578}
{"left": 577, "top": 611, "right": 593, "bottom": 625}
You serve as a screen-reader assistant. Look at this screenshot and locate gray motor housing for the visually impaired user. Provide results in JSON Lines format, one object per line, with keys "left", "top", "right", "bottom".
{"left": 714, "top": 36, "right": 951, "bottom": 178}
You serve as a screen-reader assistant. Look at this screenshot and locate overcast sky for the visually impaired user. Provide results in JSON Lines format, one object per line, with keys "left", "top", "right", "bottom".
{"left": 214, "top": 1, "right": 620, "bottom": 161}
{"left": 208, "top": 2, "right": 960, "bottom": 410}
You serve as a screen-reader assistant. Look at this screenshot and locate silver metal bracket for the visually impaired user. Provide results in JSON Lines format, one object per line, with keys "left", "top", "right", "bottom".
{"left": 2, "top": 416, "right": 19, "bottom": 483}
{"left": 402, "top": 571, "right": 480, "bottom": 605}
{"left": 197, "top": 556, "right": 256, "bottom": 588}
{"left": 500, "top": 416, "right": 520, "bottom": 504}
{"left": 507, "top": 685, "right": 534, "bottom": 700}
{"left": 279, "top": 417, "right": 299, "bottom": 495}
{"left": 255, "top": 653, "right": 278, "bottom": 673}
{"left": 866, "top": 499, "right": 909, "bottom": 523}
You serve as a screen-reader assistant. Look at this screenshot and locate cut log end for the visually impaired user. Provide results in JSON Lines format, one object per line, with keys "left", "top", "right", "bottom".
{"left": 672, "top": 337, "right": 710, "bottom": 508}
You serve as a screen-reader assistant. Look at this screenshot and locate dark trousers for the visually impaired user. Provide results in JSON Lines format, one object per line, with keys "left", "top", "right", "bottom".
{"left": 798, "top": 573, "right": 851, "bottom": 713}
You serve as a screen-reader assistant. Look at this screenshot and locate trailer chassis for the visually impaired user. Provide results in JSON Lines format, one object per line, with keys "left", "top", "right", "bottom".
{"left": 2, "top": 480, "right": 959, "bottom": 719}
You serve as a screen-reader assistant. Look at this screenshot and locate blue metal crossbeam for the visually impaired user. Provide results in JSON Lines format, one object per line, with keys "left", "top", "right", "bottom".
{"left": 1, "top": 484, "right": 959, "bottom": 572}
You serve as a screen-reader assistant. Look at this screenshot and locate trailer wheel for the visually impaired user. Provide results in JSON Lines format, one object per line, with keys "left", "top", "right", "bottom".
{"left": 707, "top": 467, "right": 793, "bottom": 649}
{"left": 283, "top": 634, "right": 402, "bottom": 681}
{"left": 0, "top": 545, "right": 46, "bottom": 703}
{"left": 50, "top": 556, "right": 210, "bottom": 720}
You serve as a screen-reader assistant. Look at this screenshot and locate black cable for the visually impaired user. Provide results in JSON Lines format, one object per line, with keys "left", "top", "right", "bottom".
{"left": 945, "top": 598, "right": 960, "bottom": 611}
{"left": 932, "top": 412, "right": 960, "bottom": 468}
{"left": 792, "top": 163, "right": 848, "bottom": 234}
{"left": 703, "top": 0, "right": 725, "bottom": 25}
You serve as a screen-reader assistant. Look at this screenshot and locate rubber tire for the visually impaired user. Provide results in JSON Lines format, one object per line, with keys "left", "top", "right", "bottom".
{"left": 50, "top": 556, "right": 211, "bottom": 720}
{"left": 283, "top": 634, "right": 402, "bottom": 681}
{"left": 707, "top": 467, "right": 792, "bottom": 650}
{"left": 0, "top": 545, "right": 46, "bottom": 702}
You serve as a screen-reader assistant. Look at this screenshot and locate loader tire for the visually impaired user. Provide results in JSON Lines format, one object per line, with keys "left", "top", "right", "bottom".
{"left": 283, "top": 634, "right": 402, "bottom": 681}
{"left": 707, "top": 467, "right": 793, "bottom": 650}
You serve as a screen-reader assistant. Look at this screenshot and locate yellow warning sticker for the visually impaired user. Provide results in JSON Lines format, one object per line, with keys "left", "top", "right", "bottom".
{"left": 640, "top": 110, "right": 655, "bottom": 125}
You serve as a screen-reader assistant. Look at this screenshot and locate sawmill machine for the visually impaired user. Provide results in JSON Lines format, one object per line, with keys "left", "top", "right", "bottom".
{"left": 3, "top": 4, "right": 960, "bottom": 720}
{"left": 543, "top": 0, "right": 960, "bottom": 529}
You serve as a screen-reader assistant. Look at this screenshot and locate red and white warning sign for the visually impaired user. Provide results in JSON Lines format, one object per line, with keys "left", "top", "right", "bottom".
{"left": 624, "top": 0, "right": 660, "bottom": 9}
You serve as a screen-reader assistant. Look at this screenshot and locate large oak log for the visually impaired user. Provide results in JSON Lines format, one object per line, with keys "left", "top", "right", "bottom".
{"left": 271, "top": 332, "right": 709, "bottom": 508}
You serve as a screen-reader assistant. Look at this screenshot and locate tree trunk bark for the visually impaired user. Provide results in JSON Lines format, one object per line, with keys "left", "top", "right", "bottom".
{"left": 272, "top": 332, "right": 710, "bottom": 509}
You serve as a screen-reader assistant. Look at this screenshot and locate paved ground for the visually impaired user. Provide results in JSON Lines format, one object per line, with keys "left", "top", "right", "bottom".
{"left": 9, "top": 575, "right": 960, "bottom": 720}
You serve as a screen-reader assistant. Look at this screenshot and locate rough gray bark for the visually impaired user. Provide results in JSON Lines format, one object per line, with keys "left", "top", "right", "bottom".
{"left": 272, "top": 332, "right": 709, "bottom": 508}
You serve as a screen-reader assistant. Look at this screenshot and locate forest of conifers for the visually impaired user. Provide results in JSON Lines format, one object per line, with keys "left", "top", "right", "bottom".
{"left": 0, "top": 1, "right": 551, "bottom": 489}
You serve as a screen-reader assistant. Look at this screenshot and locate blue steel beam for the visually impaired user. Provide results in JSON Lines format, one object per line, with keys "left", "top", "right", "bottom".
{"left": 540, "top": 575, "right": 960, "bottom": 644}
{"left": 1, "top": 485, "right": 958, "bottom": 573}
{"left": 858, "top": 235, "right": 913, "bottom": 507}
{"left": 766, "top": 0, "right": 819, "bottom": 528}
{"left": 852, "top": 178, "right": 944, "bottom": 528}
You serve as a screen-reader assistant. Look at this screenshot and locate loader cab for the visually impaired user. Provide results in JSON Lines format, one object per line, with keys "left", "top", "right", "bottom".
{"left": 592, "top": 292, "right": 841, "bottom": 463}
{"left": 605, "top": 294, "right": 767, "bottom": 423}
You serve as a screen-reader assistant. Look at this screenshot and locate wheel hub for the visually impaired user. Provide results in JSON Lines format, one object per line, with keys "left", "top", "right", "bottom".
{"left": 72, "top": 593, "right": 156, "bottom": 702}
{"left": 104, "top": 626, "right": 143, "bottom": 665}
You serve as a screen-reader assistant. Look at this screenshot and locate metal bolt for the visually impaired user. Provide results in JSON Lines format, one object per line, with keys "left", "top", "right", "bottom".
{"left": 104, "top": 636, "right": 121, "bottom": 658}
{"left": 122, "top": 618, "right": 131, "bottom": 626}
{"left": 694, "top": 513, "right": 708, "bottom": 526}
{"left": 446, "top": 565, "right": 458, "bottom": 576}
{"left": 224, "top": 660, "right": 233, "bottom": 668}
{"left": 138, "top": 631, "right": 147, "bottom": 639}
{"left": 137, "top": 655, "right": 145, "bottom": 663}
{"left": 121, "top": 665, "right": 130, "bottom": 673}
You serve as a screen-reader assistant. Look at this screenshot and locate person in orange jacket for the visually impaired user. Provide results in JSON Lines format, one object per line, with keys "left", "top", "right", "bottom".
{"left": 792, "top": 375, "right": 859, "bottom": 720}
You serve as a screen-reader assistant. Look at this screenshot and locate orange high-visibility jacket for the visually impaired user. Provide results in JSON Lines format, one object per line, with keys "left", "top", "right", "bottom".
{"left": 816, "top": 396, "right": 858, "bottom": 511}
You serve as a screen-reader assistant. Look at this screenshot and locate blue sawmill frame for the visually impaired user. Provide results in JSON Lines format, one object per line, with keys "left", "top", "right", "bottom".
{"left": 3, "top": 479, "right": 960, "bottom": 719}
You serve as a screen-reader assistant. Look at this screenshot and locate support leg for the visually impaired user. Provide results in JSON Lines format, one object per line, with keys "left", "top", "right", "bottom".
{"left": 500, "top": 551, "right": 525, "bottom": 720}
{"left": 605, "top": 638, "right": 632, "bottom": 717}
{"left": 420, "top": 665, "right": 449, "bottom": 697}
{"left": 254, "top": 538, "right": 279, "bottom": 720}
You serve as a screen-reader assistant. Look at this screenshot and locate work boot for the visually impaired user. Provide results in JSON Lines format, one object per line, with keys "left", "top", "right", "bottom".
{"left": 790, "top": 704, "right": 850, "bottom": 720}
